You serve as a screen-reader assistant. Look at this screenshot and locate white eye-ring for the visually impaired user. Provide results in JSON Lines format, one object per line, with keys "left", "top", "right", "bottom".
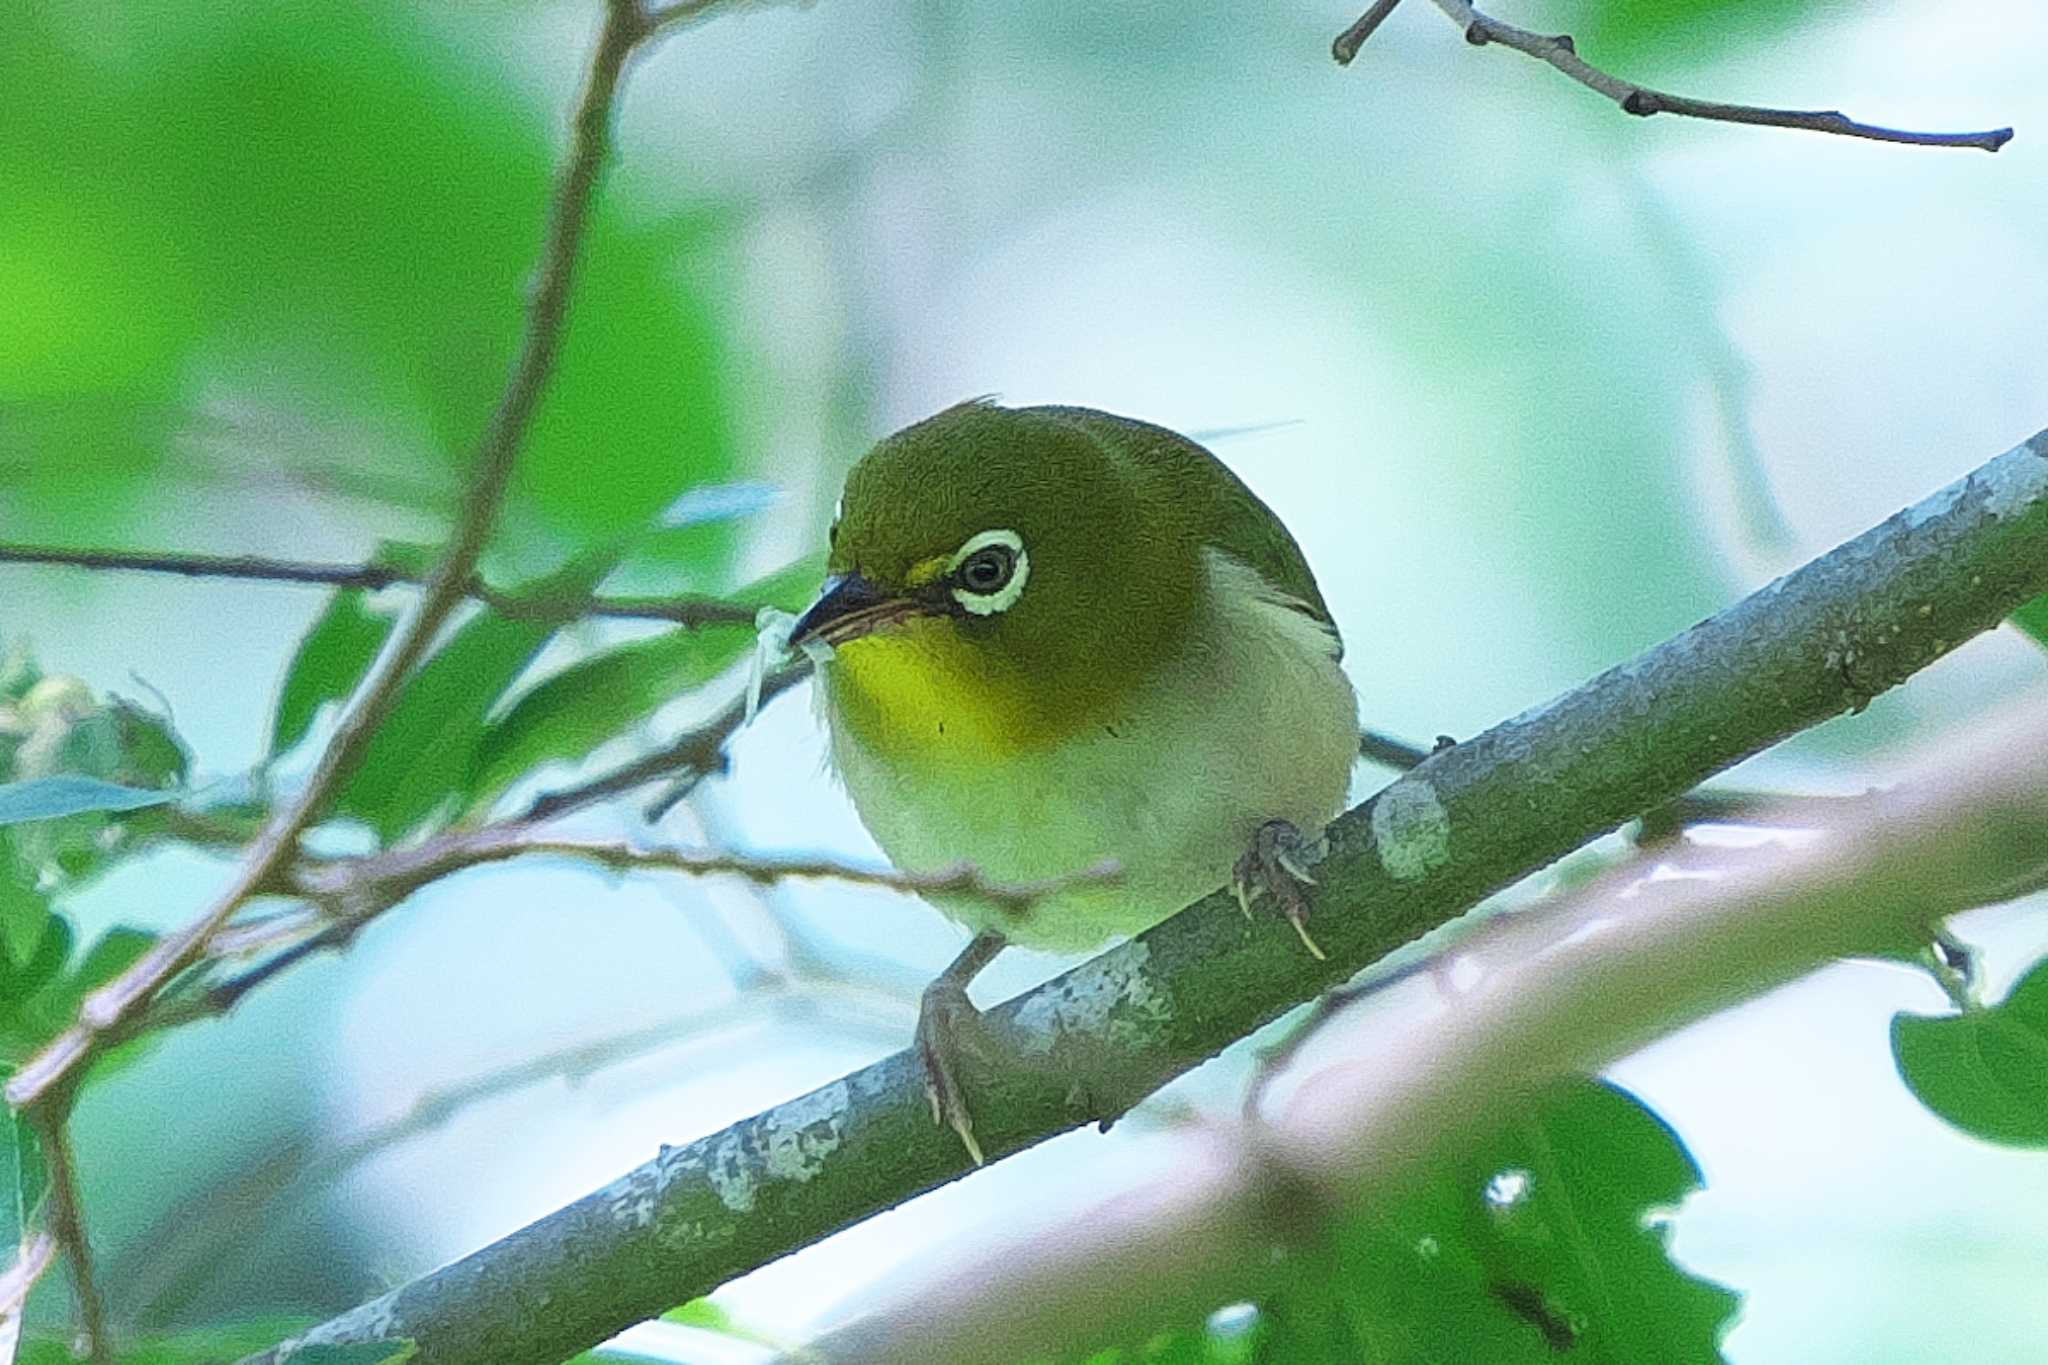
{"left": 947, "top": 528, "right": 1028, "bottom": 616}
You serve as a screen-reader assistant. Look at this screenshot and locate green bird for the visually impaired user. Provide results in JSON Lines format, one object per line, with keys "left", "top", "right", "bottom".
{"left": 790, "top": 399, "right": 1358, "bottom": 1161}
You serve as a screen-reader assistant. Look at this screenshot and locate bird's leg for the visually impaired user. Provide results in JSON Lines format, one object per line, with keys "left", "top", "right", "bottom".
{"left": 916, "top": 929, "right": 1007, "bottom": 1166}
{"left": 1234, "top": 818, "right": 1328, "bottom": 961}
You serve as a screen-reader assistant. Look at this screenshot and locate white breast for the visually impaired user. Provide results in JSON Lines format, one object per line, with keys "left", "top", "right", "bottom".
{"left": 822, "top": 549, "right": 1359, "bottom": 951}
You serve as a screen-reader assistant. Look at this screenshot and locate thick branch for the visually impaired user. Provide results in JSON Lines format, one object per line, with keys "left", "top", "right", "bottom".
{"left": 811, "top": 702, "right": 2048, "bottom": 1362}
{"left": 1335, "top": 0, "right": 2015, "bottom": 151}
{"left": 0, "top": 542, "right": 759, "bottom": 628}
{"left": 4, "top": 0, "right": 648, "bottom": 1113}
{"left": 247, "top": 431, "right": 2048, "bottom": 1365}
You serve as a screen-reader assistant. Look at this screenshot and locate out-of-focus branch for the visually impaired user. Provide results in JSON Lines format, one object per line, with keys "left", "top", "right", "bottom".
{"left": 5, "top": 0, "right": 650, "bottom": 1111}
{"left": 806, "top": 699, "right": 2048, "bottom": 1363}
{"left": 243, "top": 431, "right": 2048, "bottom": 1365}
{"left": 1333, "top": 0, "right": 2015, "bottom": 151}
{"left": 31, "top": 1113, "right": 112, "bottom": 1365}
{"left": 0, "top": 542, "right": 760, "bottom": 628}
{"left": 0, "top": 1232, "right": 56, "bottom": 1331}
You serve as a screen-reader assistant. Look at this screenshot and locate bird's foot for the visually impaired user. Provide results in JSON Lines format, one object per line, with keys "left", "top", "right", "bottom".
{"left": 1234, "top": 818, "right": 1328, "bottom": 961}
{"left": 916, "top": 974, "right": 993, "bottom": 1166}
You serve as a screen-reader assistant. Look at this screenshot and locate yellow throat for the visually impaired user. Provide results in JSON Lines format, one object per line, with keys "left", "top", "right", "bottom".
{"left": 827, "top": 617, "right": 1062, "bottom": 764}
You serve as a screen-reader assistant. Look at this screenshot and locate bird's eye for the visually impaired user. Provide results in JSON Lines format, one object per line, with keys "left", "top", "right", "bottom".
{"left": 946, "top": 529, "right": 1029, "bottom": 616}
{"left": 958, "top": 545, "right": 1014, "bottom": 594}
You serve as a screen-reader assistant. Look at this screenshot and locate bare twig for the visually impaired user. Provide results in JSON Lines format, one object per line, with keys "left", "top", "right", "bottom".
{"left": 5, "top": 0, "right": 652, "bottom": 1114}
{"left": 1335, "top": 0, "right": 2014, "bottom": 151}
{"left": 298, "top": 823, "right": 1123, "bottom": 924}
{"left": 1243, "top": 977, "right": 1381, "bottom": 1118}
{"left": 0, "top": 542, "right": 760, "bottom": 629}
{"left": 524, "top": 659, "right": 811, "bottom": 821}
{"left": 31, "top": 1113, "right": 112, "bottom": 1365}
{"left": 1359, "top": 729, "right": 1433, "bottom": 769}
{"left": 1331, "top": 0, "right": 1405, "bottom": 65}
{"left": 124, "top": 822, "right": 1111, "bottom": 1051}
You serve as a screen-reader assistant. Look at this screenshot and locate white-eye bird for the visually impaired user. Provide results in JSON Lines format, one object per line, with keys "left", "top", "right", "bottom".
{"left": 789, "top": 399, "right": 1358, "bottom": 1161}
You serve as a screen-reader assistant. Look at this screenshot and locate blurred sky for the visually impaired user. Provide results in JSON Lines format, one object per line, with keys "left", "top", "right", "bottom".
{"left": 8, "top": 0, "right": 2048, "bottom": 1360}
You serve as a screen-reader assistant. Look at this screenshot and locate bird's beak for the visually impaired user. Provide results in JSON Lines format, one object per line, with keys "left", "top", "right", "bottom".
{"left": 790, "top": 573, "right": 930, "bottom": 648}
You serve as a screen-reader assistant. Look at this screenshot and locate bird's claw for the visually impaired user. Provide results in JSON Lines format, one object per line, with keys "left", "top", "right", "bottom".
{"left": 916, "top": 978, "right": 988, "bottom": 1166}
{"left": 1234, "top": 819, "right": 1328, "bottom": 961}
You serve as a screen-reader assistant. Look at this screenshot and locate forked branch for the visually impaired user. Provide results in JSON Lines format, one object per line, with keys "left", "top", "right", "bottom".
{"left": 1336, "top": 0, "right": 2014, "bottom": 151}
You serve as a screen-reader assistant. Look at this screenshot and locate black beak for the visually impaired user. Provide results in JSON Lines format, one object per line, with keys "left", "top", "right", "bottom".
{"left": 790, "top": 573, "right": 926, "bottom": 648}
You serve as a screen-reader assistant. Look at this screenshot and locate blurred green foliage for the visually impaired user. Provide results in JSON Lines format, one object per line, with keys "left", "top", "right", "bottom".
{"left": 1573, "top": 0, "right": 1816, "bottom": 67}
{"left": 0, "top": 2, "right": 737, "bottom": 560}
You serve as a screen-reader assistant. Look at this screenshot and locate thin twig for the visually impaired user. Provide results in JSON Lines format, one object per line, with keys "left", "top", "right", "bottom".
{"left": 30, "top": 1113, "right": 112, "bottom": 1365}
{"left": 131, "top": 824, "right": 1113, "bottom": 1047}
{"left": 1336, "top": 0, "right": 2015, "bottom": 151}
{"left": 4, "top": 0, "right": 651, "bottom": 1115}
{"left": 299, "top": 823, "right": 1123, "bottom": 922}
{"left": 0, "top": 542, "right": 759, "bottom": 629}
{"left": 1332, "top": 0, "right": 1405, "bottom": 65}
{"left": 524, "top": 659, "right": 811, "bottom": 821}
{"left": 1359, "top": 729, "right": 1433, "bottom": 770}
{"left": 1244, "top": 978, "right": 1381, "bottom": 1118}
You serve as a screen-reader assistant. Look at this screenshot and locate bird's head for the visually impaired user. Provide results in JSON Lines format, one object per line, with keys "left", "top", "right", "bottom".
{"left": 792, "top": 400, "right": 1201, "bottom": 754}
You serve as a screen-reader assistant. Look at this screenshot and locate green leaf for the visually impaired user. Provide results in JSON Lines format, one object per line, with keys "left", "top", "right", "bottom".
{"left": 0, "top": 775, "right": 180, "bottom": 826}
{"left": 0, "top": 842, "right": 49, "bottom": 970}
{"left": 2013, "top": 592, "right": 2048, "bottom": 650}
{"left": 1893, "top": 955, "right": 2048, "bottom": 1147}
{"left": 335, "top": 555, "right": 615, "bottom": 842}
{"left": 1263, "top": 1080, "right": 1736, "bottom": 1363}
{"left": 466, "top": 627, "right": 753, "bottom": 809}
{"left": 270, "top": 589, "right": 400, "bottom": 757}
{"left": 1, "top": 924, "right": 155, "bottom": 1072}
{"left": 465, "top": 559, "right": 820, "bottom": 811}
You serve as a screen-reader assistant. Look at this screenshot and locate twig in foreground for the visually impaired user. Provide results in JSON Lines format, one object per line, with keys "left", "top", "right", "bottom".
{"left": 1334, "top": 0, "right": 2014, "bottom": 151}
{"left": 4, "top": 0, "right": 652, "bottom": 1115}
{"left": 0, "top": 1232, "right": 56, "bottom": 1329}
{"left": 0, "top": 542, "right": 760, "bottom": 629}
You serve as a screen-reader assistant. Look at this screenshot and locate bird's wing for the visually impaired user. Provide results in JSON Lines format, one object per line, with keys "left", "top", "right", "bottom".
{"left": 1027, "top": 405, "right": 1341, "bottom": 652}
